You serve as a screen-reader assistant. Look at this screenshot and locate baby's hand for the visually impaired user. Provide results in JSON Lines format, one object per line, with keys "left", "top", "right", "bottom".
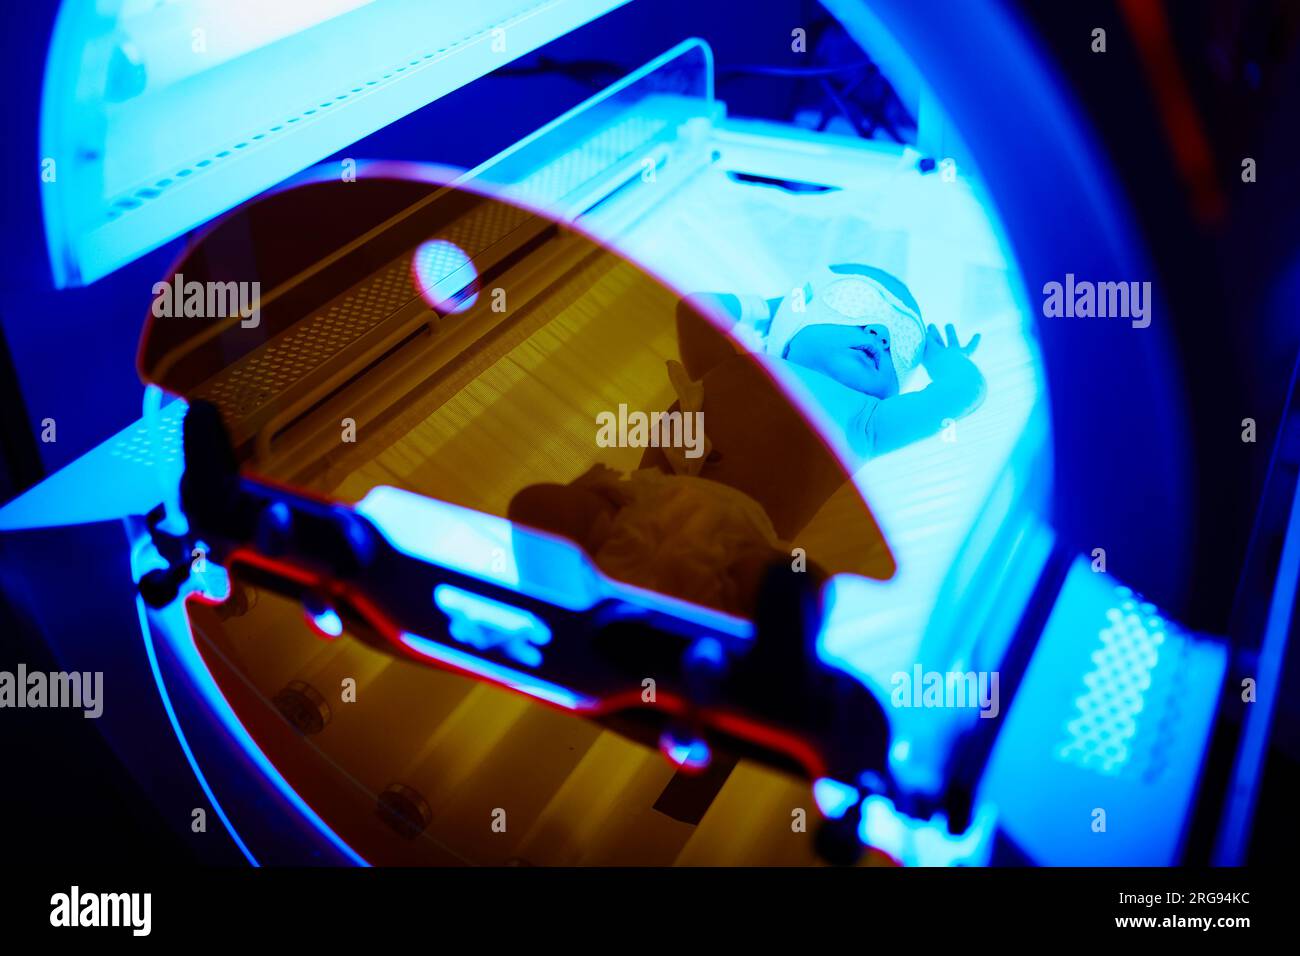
{"left": 924, "top": 323, "right": 980, "bottom": 373}
{"left": 923, "top": 323, "right": 986, "bottom": 412}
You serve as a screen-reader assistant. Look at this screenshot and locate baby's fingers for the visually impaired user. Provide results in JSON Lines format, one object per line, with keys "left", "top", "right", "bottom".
{"left": 945, "top": 323, "right": 959, "bottom": 348}
{"left": 962, "top": 333, "right": 982, "bottom": 356}
{"left": 927, "top": 323, "right": 945, "bottom": 349}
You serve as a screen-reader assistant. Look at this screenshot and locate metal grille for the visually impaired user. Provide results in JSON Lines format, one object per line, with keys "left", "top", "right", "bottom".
{"left": 1056, "top": 587, "right": 1168, "bottom": 775}
{"left": 192, "top": 200, "right": 533, "bottom": 424}
{"left": 108, "top": 400, "right": 185, "bottom": 467}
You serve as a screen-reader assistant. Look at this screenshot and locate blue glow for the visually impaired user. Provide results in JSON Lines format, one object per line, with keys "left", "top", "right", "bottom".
{"left": 433, "top": 583, "right": 551, "bottom": 667}
{"left": 813, "top": 778, "right": 859, "bottom": 820}
{"left": 132, "top": 552, "right": 257, "bottom": 867}
{"left": 565, "top": 30, "right": 1051, "bottom": 809}
{"left": 660, "top": 730, "right": 711, "bottom": 771}
{"left": 831, "top": 0, "right": 1194, "bottom": 603}
{"left": 412, "top": 239, "right": 477, "bottom": 313}
{"left": 41, "top": 0, "right": 631, "bottom": 285}
{"left": 143, "top": 386, "right": 189, "bottom": 535}
{"left": 684, "top": 636, "right": 726, "bottom": 672}
{"left": 860, "top": 794, "right": 994, "bottom": 866}
{"left": 1054, "top": 592, "right": 1167, "bottom": 774}
{"left": 0, "top": 398, "right": 187, "bottom": 531}
{"left": 359, "top": 485, "right": 753, "bottom": 645}
{"left": 981, "top": 557, "right": 1226, "bottom": 865}
{"left": 1215, "top": 467, "right": 1300, "bottom": 863}
{"left": 28, "top": 3, "right": 1208, "bottom": 871}
{"left": 309, "top": 606, "right": 345, "bottom": 638}
{"left": 356, "top": 486, "right": 602, "bottom": 611}
{"left": 461, "top": 37, "right": 714, "bottom": 212}
{"left": 398, "top": 631, "right": 590, "bottom": 710}
{"left": 192, "top": 553, "right": 232, "bottom": 604}
{"left": 131, "top": 536, "right": 368, "bottom": 866}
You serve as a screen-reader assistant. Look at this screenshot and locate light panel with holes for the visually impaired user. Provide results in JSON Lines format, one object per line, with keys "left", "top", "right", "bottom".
{"left": 981, "top": 558, "right": 1227, "bottom": 865}
{"left": 40, "top": 0, "right": 629, "bottom": 287}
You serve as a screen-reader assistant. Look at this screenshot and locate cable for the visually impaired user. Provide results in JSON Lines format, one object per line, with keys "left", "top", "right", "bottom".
{"left": 717, "top": 58, "right": 879, "bottom": 78}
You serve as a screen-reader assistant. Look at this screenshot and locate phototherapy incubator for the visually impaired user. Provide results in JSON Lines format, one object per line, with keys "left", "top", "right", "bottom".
{"left": 1, "top": 0, "right": 1297, "bottom": 868}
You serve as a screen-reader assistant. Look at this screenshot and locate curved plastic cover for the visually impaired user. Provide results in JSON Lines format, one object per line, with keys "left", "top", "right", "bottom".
{"left": 138, "top": 167, "right": 895, "bottom": 612}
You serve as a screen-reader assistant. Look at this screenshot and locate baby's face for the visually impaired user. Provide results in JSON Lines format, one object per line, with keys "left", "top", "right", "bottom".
{"left": 785, "top": 322, "right": 901, "bottom": 398}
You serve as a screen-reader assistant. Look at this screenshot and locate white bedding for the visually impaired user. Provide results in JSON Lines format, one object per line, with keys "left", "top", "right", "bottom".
{"left": 600, "top": 124, "right": 1046, "bottom": 695}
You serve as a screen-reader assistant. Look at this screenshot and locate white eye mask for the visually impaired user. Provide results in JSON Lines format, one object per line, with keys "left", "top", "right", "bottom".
{"left": 766, "top": 267, "right": 927, "bottom": 381}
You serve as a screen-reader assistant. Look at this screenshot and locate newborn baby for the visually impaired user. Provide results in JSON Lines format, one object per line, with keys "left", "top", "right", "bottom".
{"left": 722, "top": 262, "right": 986, "bottom": 462}
{"left": 509, "top": 264, "right": 985, "bottom": 614}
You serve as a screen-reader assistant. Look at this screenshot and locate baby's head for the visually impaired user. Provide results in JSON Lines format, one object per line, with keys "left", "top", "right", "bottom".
{"left": 766, "top": 264, "right": 926, "bottom": 399}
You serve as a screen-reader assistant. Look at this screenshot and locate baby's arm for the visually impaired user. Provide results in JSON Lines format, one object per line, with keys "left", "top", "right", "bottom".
{"left": 871, "top": 324, "right": 987, "bottom": 455}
